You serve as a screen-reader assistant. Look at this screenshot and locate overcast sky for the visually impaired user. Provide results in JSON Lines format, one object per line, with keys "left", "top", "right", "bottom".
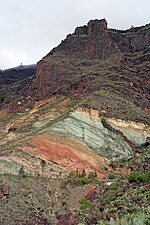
{"left": 0, "top": 0, "right": 150, "bottom": 69}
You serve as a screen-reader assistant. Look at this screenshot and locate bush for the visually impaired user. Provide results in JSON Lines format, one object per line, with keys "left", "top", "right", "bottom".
{"left": 79, "top": 197, "right": 92, "bottom": 210}
{"left": 128, "top": 172, "right": 141, "bottom": 183}
{"left": 97, "top": 212, "right": 150, "bottom": 225}
{"left": 74, "top": 177, "right": 90, "bottom": 185}
{"left": 68, "top": 171, "right": 77, "bottom": 178}
{"left": 81, "top": 169, "right": 86, "bottom": 178}
{"left": 106, "top": 189, "right": 117, "bottom": 203}
{"left": 128, "top": 171, "right": 150, "bottom": 183}
{"left": 88, "top": 171, "right": 97, "bottom": 179}
{"left": 141, "top": 171, "right": 150, "bottom": 182}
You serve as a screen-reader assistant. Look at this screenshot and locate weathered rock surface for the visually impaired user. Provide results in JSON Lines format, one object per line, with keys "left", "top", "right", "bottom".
{"left": 50, "top": 19, "right": 122, "bottom": 60}
{"left": 48, "top": 107, "right": 149, "bottom": 161}
{"left": 26, "top": 19, "right": 150, "bottom": 123}
{"left": 0, "top": 94, "right": 150, "bottom": 177}
{"left": 107, "top": 118, "right": 150, "bottom": 144}
{"left": 31, "top": 132, "right": 108, "bottom": 178}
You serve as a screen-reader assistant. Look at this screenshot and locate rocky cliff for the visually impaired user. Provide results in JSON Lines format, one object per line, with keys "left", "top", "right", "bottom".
{"left": 26, "top": 19, "right": 150, "bottom": 124}
{"left": 0, "top": 19, "right": 150, "bottom": 176}
{"left": 50, "top": 19, "right": 122, "bottom": 60}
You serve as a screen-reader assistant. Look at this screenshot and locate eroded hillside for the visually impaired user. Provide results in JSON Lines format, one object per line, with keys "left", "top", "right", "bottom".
{"left": 0, "top": 19, "right": 150, "bottom": 224}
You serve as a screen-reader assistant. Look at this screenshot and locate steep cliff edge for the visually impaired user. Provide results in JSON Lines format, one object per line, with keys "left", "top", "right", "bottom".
{"left": 25, "top": 19, "right": 150, "bottom": 124}
{"left": 50, "top": 19, "right": 122, "bottom": 60}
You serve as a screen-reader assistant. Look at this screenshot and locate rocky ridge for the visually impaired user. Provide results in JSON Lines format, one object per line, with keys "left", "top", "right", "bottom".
{"left": 24, "top": 19, "right": 150, "bottom": 123}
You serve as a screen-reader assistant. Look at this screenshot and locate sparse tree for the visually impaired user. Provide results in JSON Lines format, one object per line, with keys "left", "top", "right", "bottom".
{"left": 81, "top": 169, "right": 86, "bottom": 178}
{"left": 40, "top": 159, "right": 46, "bottom": 176}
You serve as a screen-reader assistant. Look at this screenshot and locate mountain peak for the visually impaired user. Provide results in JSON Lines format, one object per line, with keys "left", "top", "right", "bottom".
{"left": 74, "top": 18, "right": 107, "bottom": 36}
{"left": 50, "top": 18, "right": 119, "bottom": 60}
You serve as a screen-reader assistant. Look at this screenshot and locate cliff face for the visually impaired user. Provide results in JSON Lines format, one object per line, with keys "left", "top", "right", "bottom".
{"left": 50, "top": 19, "right": 122, "bottom": 60}
{"left": 48, "top": 108, "right": 133, "bottom": 162}
{"left": 27, "top": 19, "right": 150, "bottom": 124}
{"left": 29, "top": 19, "right": 123, "bottom": 100}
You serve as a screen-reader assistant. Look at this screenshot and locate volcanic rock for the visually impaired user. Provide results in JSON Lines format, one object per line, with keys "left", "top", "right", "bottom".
{"left": 26, "top": 19, "right": 150, "bottom": 121}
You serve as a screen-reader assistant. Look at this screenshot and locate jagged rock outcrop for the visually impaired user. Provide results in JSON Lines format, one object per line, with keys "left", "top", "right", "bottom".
{"left": 28, "top": 19, "right": 123, "bottom": 99}
{"left": 50, "top": 19, "right": 122, "bottom": 60}
{"left": 27, "top": 19, "right": 150, "bottom": 122}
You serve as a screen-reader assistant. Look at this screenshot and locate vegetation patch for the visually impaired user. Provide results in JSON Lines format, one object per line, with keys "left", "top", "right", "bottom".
{"left": 79, "top": 197, "right": 93, "bottom": 210}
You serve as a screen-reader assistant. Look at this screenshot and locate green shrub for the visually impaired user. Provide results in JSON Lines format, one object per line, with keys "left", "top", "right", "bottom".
{"left": 79, "top": 197, "right": 92, "bottom": 210}
{"left": 128, "top": 171, "right": 150, "bottom": 183}
{"left": 128, "top": 172, "right": 141, "bottom": 183}
{"left": 141, "top": 171, "right": 150, "bottom": 182}
{"left": 97, "top": 212, "right": 149, "bottom": 225}
{"left": 106, "top": 189, "right": 117, "bottom": 203}
{"left": 73, "top": 177, "right": 90, "bottom": 185}
{"left": 81, "top": 169, "right": 86, "bottom": 178}
{"left": 68, "top": 171, "right": 77, "bottom": 178}
{"left": 88, "top": 171, "right": 97, "bottom": 179}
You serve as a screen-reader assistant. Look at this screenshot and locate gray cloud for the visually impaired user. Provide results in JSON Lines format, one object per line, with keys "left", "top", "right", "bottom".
{"left": 0, "top": 0, "right": 150, "bottom": 69}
